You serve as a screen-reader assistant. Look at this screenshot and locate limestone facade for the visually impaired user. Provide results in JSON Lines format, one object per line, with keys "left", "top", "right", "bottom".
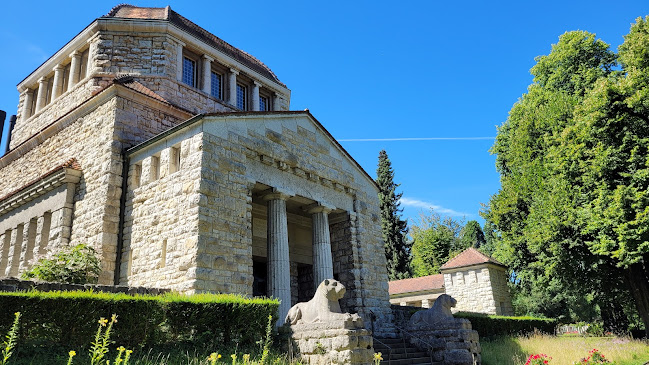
{"left": 0, "top": 4, "right": 394, "bottom": 336}
{"left": 442, "top": 263, "right": 513, "bottom": 316}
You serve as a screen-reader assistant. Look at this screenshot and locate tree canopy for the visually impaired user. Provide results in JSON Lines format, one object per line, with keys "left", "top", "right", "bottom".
{"left": 377, "top": 150, "right": 411, "bottom": 280}
{"left": 486, "top": 21, "right": 649, "bottom": 333}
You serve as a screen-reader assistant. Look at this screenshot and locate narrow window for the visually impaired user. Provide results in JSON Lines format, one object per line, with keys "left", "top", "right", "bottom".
{"left": 182, "top": 57, "right": 196, "bottom": 87}
{"left": 133, "top": 164, "right": 142, "bottom": 187}
{"left": 38, "top": 212, "right": 52, "bottom": 256}
{"left": 160, "top": 239, "right": 167, "bottom": 268}
{"left": 236, "top": 83, "right": 247, "bottom": 110}
{"left": 259, "top": 95, "right": 269, "bottom": 111}
{"left": 62, "top": 63, "right": 71, "bottom": 94}
{"left": 79, "top": 49, "right": 89, "bottom": 81}
{"left": 211, "top": 71, "right": 222, "bottom": 99}
{"left": 169, "top": 146, "right": 180, "bottom": 174}
{"left": 150, "top": 155, "right": 160, "bottom": 181}
{"left": 45, "top": 76, "right": 54, "bottom": 105}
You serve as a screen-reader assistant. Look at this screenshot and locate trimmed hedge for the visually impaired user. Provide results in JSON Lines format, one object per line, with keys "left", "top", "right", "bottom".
{"left": 0, "top": 290, "right": 278, "bottom": 350}
{"left": 455, "top": 312, "right": 557, "bottom": 338}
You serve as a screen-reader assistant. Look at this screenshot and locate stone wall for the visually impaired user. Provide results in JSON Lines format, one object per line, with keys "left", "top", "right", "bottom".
{"left": 442, "top": 264, "right": 513, "bottom": 315}
{"left": 122, "top": 134, "right": 203, "bottom": 291}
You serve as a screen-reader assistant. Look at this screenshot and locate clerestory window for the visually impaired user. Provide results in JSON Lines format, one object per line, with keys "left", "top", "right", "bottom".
{"left": 236, "top": 83, "right": 247, "bottom": 110}
{"left": 211, "top": 71, "right": 222, "bottom": 99}
{"left": 182, "top": 56, "right": 197, "bottom": 87}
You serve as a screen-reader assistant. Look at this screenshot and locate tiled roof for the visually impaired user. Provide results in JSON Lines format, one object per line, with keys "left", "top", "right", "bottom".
{"left": 440, "top": 248, "right": 505, "bottom": 270}
{"left": 114, "top": 75, "right": 169, "bottom": 103}
{"left": 388, "top": 274, "right": 444, "bottom": 295}
{"left": 104, "top": 4, "right": 284, "bottom": 86}
{"left": 0, "top": 158, "right": 81, "bottom": 203}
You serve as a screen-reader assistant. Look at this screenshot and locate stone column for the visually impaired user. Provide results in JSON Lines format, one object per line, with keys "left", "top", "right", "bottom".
{"left": 228, "top": 68, "right": 239, "bottom": 106}
{"left": 21, "top": 90, "right": 34, "bottom": 121}
{"left": 69, "top": 51, "right": 82, "bottom": 86}
{"left": 176, "top": 40, "right": 186, "bottom": 82}
{"left": 308, "top": 204, "right": 334, "bottom": 287}
{"left": 51, "top": 65, "right": 65, "bottom": 100}
{"left": 252, "top": 81, "right": 261, "bottom": 111}
{"left": 263, "top": 191, "right": 292, "bottom": 326}
{"left": 202, "top": 55, "right": 214, "bottom": 94}
{"left": 422, "top": 298, "right": 432, "bottom": 308}
{"left": 35, "top": 77, "right": 49, "bottom": 113}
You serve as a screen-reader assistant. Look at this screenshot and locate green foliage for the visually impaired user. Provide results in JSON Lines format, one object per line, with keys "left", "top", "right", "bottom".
{"left": 486, "top": 22, "right": 649, "bottom": 334}
{"left": 459, "top": 220, "right": 486, "bottom": 249}
{"left": 377, "top": 150, "right": 411, "bottom": 280}
{"left": 0, "top": 290, "right": 278, "bottom": 353}
{"left": 410, "top": 211, "right": 463, "bottom": 276}
{"left": 22, "top": 244, "right": 101, "bottom": 285}
{"left": 1, "top": 312, "right": 20, "bottom": 365}
{"left": 454, "top": 312, "right": 556, "bottom": 338}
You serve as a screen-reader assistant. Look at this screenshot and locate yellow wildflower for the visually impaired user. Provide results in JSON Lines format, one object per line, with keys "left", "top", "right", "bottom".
{"left": 374, "top": 352, "right": 383, "bottom": 361}
{"left": 98, "top": 318, "right": 109, "bottom": 326}
{"left": 69, "top": 350, "right": 76, "bottom": 357}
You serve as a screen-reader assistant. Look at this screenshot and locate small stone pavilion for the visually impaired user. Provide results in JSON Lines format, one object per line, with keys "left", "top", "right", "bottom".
{"left": 389, "top": 248, "right": 514, "bottom": 315}
{"left": 0, "top": 4, "right": 394, "bottom": 335}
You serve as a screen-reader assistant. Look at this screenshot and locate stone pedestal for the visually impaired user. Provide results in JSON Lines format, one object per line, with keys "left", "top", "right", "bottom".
{"left": 288, "top": 318, "right": 374, "bottom": 365}
{"left": 408, "top": 319, "right": 481, "bottom": 365}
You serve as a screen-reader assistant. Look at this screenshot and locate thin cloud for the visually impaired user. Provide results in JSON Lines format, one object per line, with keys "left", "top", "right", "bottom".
{"left": 338, "top": 137, "right": 495, "bottom": 142}
{"left": 400, "top": 197, "right": 469, "bottom": 218}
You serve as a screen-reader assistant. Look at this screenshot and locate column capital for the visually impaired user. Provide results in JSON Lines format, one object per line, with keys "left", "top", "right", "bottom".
{"left": 305, "top": 203, "right": 334, "bottom": 215}
{"left": 69, "top": 50, "right": 81, "bottom": 58}
{"left": 253, "top": 80, "right": 262, "bottom": 88}
{"left": 38, "top": 77, "right": 47, "bottom": 84}
{"left": 260, "top": 188, "right": 293, "bottom": 202}
{"left": 229, "top": 68, "right": 240, "bottom": 75}
{"left": 53, "top": 64, "right": 64, "bottom": 72}
{"left": 203, "top": 54, "right": 214, "bottom": 62}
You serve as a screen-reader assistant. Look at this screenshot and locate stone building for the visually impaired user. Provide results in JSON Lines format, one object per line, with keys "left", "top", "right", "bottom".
{"left": 389, "top": 248, "right": 514, "bottom": 316}
{"left": 0, "top": 4, "right": 394, "bottom": 334}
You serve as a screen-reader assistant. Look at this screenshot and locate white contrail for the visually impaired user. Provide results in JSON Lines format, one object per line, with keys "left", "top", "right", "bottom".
{"left": 337, "top": 137, "right": 495, "bottom": 142}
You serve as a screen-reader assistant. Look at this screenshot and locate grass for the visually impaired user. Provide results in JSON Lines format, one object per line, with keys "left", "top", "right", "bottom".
{"left": 482, "top": 334, "right": 649, "bottom": 365}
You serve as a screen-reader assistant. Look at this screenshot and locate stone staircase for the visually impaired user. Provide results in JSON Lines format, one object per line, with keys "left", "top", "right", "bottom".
{"left": 373, "top": 337, "right": 432, "bottom": 365}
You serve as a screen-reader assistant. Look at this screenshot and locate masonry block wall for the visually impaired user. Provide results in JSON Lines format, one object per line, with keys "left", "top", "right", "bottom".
{"left": 443, "top": 264, "right": 513, "bottom": 316}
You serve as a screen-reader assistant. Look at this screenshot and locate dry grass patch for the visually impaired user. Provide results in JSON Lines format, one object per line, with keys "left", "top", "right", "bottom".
{"left": 482, "top": 335, "right": 649, "bottom": 365}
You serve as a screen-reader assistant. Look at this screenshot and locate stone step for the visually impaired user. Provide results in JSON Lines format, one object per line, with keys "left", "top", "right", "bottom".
{"left": 384, "top": 357, "right": 432, "bottom": 365}
{"left": 386, "top": 351, "right": 429, "bottom": 360}
{"left": 374, "top": 345, "right": 423, "bottom": 354}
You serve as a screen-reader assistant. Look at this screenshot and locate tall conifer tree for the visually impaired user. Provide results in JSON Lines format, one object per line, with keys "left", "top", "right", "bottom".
{"left": 377, "top": 150, "right": 411, "bottom": 280}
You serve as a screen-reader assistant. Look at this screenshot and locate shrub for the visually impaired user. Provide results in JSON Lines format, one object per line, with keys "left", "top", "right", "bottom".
{"left": 22, "top": 244, "right": 101, "bottom": 284}
{"left": 455, "top": 312, "right": 557, "bottom": 338}
{"left": 0, "top": 290, "right": 278, "bottom": 352}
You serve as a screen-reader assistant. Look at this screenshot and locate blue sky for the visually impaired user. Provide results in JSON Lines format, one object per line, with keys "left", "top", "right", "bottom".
{"left": 1, "top": 1, "right": 648, "bottom": 227}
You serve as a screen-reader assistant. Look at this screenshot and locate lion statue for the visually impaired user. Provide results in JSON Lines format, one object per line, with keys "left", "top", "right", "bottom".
{"left": 408, "top": 294, "right": 457, "bottom": 327}
{"left": 285, "top": 279, "right": 360, "bottom": 325}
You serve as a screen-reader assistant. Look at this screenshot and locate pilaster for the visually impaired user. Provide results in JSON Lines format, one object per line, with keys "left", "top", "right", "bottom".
{"left": 69, "top": 51, "right": 82, "bottom": 86}
{"left": 202, "top": 55, "right": 214, "bottom": 94}
{"left": 228, "top": 68, "right": 239, "bottom": 106}
{"left": 51, "top": 65, "right": 65, "bottom": 100}
{"left": 252, "top": 81, "right": 261, "bottom": 111}
{"left": 35, "top": 77, "right": 48, "bottom": 113}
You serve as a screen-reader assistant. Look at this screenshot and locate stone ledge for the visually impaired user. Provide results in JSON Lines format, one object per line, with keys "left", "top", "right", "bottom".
{"left": 0, "top": 277, "right": 169, "bottom": 296}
